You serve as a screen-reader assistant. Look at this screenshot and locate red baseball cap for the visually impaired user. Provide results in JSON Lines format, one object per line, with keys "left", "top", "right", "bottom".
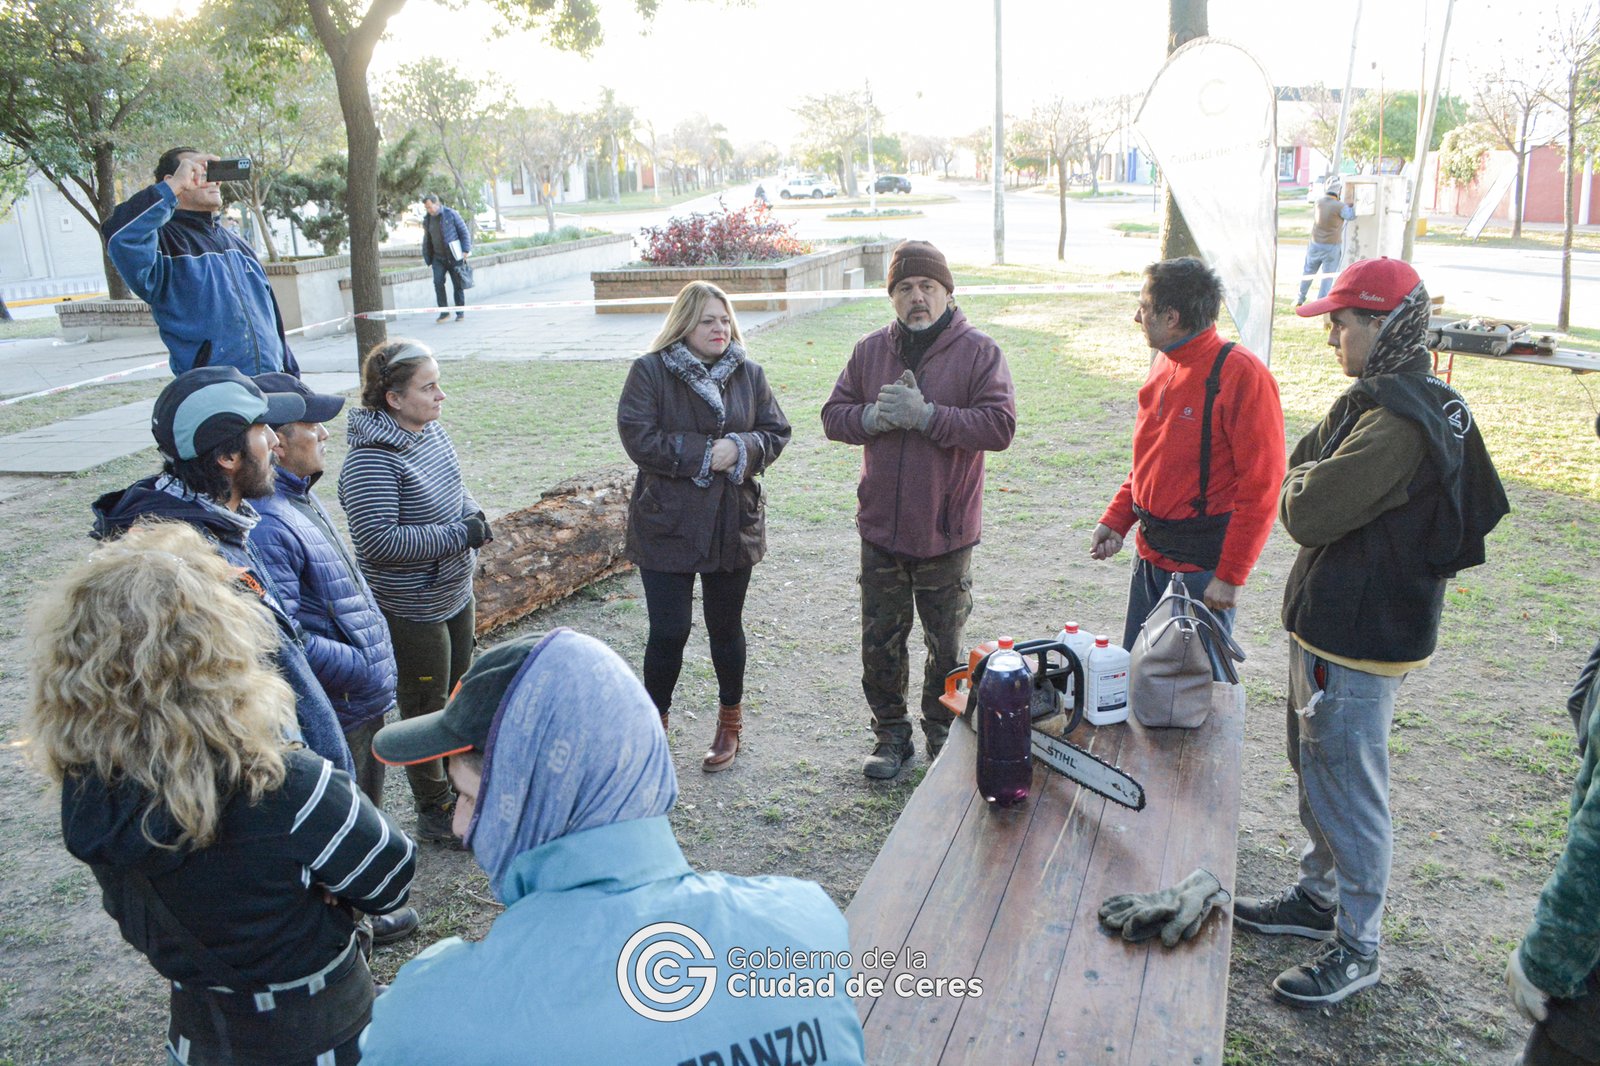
{"left": 1296, "top": 257, "right": 1422, "bottom": 318}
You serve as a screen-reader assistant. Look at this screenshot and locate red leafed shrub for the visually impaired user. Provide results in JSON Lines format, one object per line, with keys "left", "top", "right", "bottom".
{"left": 639, "top": 199, "right": 811, "bottom": 267}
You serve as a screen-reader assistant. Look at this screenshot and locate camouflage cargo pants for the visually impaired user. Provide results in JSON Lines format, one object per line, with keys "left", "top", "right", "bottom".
{"left": 858, "top": 540, "right": 973, "bottom": 748}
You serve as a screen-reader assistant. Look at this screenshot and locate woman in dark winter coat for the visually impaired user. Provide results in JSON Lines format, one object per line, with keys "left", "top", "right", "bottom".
{"left": 618, "top": 281, "right": 791, "bottom": 772}
{"left": 27, "top": 522, "right": 414, "bottom": 1066}
{"left": 338, "top": 339, "right": 491, "bottom": 845}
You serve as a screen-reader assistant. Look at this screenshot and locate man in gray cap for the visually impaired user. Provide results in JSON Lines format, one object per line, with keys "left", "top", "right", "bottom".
{"left": 91, "top": 366, "right": 354, "bottom": 776}
{"left": 821, "top": 240, "right": 1016, "bottom": 779}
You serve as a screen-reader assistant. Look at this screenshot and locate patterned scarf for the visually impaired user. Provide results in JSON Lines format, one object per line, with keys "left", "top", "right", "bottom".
{"left": 661, "top": 340, "right": 750, "bottom": 488}
{"left": 469, "top": 629, "right": 678, "bottom": 903}
{"left": 1360, "top": 283, "right": 1434, "bottom": 379}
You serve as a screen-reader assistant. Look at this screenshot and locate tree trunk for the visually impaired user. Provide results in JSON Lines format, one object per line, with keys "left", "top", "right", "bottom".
{"left": 250, "top": 189, "right": 281, "bottom": 262}
{"left": 91, "top": 141, "right": 134, "bottom": 301}
{"left": 334, "top": 55, "right": 387, "bottom": 363}
{"left": 472, "top": 469, "right": 635, "bottom": 635}
{"left": 1160, "top": 0, "right": 1207, "bottom": 260}
{"left": 1056, "top": 151, "right": 1068, "bottom": 260}
{"left": 0, "top": 294, "right": 11, "bottom": 321}
{"left": 1513, "top": 108, "right": 1530, "bottom": 239}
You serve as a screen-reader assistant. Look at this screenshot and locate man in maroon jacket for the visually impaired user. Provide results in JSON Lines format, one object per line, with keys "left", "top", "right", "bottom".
{"left": 822, "top": 241, "right": 1017, "bottom": 779}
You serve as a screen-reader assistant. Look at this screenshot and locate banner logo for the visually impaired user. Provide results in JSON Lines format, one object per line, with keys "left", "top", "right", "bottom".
{"left": 616, "top": 922, "right": 717, "bottom": 1021}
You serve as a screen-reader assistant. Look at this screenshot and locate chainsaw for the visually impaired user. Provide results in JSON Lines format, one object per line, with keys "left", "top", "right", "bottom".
{"left": 940, "top": 638, "right": 1146, "bottom": 812}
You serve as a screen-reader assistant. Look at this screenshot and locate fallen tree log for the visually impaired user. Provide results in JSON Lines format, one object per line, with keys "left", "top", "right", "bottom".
{"left": 473, "top": 469, "right": 635, "bottom": 635}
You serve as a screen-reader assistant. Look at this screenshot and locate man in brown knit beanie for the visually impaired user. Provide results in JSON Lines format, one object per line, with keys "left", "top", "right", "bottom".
{"left": 821, "top": 240, "right": 1017, "bottom": 779}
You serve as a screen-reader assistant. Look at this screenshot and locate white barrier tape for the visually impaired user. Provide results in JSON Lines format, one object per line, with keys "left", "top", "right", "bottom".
{"left": 351, "top": 281, "right": 1146, "bottom": 320}
{"left": 0, "top": 358, "right": 168, "bottom": 408}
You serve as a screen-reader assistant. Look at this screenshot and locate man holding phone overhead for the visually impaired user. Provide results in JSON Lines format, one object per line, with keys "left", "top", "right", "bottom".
{"left": 103, "top": 147, "right": 300, "bottom": 377}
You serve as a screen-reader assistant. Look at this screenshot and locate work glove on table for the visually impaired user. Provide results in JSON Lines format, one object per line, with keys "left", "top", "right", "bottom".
{"left": 1098, "top": 867, "right": 1230, "bottom": 948}
{"left": 876, "top": 371, "right": 935, "bottom": 433}
{"left": 1506, "top": 944, "right": 1550, "bottom": 1024}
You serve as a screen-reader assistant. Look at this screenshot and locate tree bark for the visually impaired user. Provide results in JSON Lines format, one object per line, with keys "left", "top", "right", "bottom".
{"left": 1160, "top": 0, "right": 1207, "bottom": 261}
{"left": 1559, "top": 72, "right": 1577, "bottom": 332}
{"left": 472, "top": 469, "right": 635, "bottom": 636}
{"left": 1056, "top": 151, "right": 1068, "bottom": 260}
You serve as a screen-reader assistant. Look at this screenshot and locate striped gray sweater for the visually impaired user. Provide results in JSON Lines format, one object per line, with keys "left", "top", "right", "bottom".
{"left": 337, "top": 408, "right": 478, "bottom": 623}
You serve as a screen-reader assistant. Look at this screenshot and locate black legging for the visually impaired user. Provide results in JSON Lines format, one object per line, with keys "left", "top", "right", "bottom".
{"left": 638, "top": 567, "right": 752, "bottom": 713}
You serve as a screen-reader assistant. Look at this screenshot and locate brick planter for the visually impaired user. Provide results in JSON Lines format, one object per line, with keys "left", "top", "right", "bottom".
{"left": 590, "top": 242, "right": 891, "bottom": 315}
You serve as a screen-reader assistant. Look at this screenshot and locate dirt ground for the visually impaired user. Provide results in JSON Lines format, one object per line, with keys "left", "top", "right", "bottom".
{"left": 0, "top": 291, "right": 1595, "bottom": 1065}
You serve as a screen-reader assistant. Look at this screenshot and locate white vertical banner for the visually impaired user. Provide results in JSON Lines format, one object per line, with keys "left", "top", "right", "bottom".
{"left": 1135, "top": 38, "right": 1278, "bottom": 364}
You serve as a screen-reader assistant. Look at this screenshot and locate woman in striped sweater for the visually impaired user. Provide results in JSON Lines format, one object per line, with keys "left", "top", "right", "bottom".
{"left": 338, "top": 339, "right": 490, "bottom": 845}
{"left": 29, "top": 521, "right": 415, "bottom": 1066}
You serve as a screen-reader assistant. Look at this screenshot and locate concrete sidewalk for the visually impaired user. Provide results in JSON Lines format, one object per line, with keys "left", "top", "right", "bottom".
{"left": 0, "top": 273, "right": 784, "bottom": 476}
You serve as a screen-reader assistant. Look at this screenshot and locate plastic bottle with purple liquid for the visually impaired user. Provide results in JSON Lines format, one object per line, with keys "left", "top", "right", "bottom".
{"left": 977, "top": 637, "right": 1032, "bottom": 807}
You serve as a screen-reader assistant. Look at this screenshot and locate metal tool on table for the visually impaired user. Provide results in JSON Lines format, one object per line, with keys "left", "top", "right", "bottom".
{"left": 941, "top": 638, "right": 1146, "bottom": 811}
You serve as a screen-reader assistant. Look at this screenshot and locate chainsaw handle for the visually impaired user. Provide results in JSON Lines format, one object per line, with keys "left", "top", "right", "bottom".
{"left": 1012, "top": 639, "right": 1086, "bottom": 734}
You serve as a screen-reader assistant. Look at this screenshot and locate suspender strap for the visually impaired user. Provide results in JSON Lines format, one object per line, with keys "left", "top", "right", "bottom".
{"left": 1191, "top": 341, "right": 1235, "bottom": 516}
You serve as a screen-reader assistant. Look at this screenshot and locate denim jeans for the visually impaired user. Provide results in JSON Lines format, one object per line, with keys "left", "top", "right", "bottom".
{"left": 1287, "top": 641, "right": 1406, "bottom": 955}
{"left": 1120, "top": 556, "right": 1236, "bottom": 680}
{"left": 431, "top": 260, "right": 464, "bottom": 314}
{"left": 1298, "top": 241, "right": 1343, "bottom": 303}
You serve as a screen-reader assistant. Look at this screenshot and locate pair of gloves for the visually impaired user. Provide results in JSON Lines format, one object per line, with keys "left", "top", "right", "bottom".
{"left": 862, "top": 369, "right": 935, "bottom": 435}
{"left": 464, "top": 512, "right": 494, "bottom": 549}
{"left": 1098, "top": 868, "right": 1230, "bottom": 948}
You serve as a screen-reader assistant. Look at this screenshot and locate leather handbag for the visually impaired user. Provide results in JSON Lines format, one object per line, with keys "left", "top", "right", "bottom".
{"left": 1130, "top": 573, "right": 1244, "bottom": 729}
{"left": 454, "top": 259, "right": 475, "bottom": 289}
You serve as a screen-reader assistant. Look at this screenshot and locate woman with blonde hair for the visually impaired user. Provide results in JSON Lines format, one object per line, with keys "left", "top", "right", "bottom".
{"left": 28, "top": 522, "right": 415, "bottom": 1065}
{"left": 617, "top": 280, "right": 791, "bottom": 771}
{"left": 339, "top": 338, "right": 489, "bottom": 845}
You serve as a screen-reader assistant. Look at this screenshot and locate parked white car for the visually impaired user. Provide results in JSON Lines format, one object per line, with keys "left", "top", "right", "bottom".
{"left": 780, "top": 176, "right": 839, "bottom": 199}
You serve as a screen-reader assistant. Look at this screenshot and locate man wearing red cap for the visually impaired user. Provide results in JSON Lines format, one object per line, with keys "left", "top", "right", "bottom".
{"left": 1234, "top": 257, "right": 1509, "bottom": 1007}
{"left": 822, "top": 240, "right": 1016, "bottom": 779}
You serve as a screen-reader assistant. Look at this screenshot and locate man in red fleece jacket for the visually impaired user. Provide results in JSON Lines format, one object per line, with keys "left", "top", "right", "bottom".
{"left": 822, "top": 241, "right": 1016, "bottom": 780}
{"left": 1091, "top": 257, "right": 1285, "bottom": 671}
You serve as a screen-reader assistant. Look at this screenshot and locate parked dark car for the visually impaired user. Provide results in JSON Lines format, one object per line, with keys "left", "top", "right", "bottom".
{"left": 873, "top": 174, "right": 912, "bottom": 194}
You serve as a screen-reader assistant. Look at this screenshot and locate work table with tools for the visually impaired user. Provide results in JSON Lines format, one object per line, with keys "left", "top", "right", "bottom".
{"left": 844, "top": 682, "right": 1245, "bottom": 1065}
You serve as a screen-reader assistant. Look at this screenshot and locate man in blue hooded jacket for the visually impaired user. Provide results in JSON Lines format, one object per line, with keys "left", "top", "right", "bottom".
{"left": 103, "top": 148, "right": 299, "bottom": 376}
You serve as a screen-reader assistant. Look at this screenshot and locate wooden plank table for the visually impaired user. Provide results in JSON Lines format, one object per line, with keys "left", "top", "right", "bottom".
{"left": 844, "top": 683, "right": 1245, "bottom": 1066}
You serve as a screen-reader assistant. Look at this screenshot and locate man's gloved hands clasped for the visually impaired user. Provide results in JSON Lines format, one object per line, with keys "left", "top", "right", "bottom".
{"left": 1098, "top": 867, "right": 1230, "bottom": 948}
{"left": 875, "top": 370, "right": 935, "bottom": 433}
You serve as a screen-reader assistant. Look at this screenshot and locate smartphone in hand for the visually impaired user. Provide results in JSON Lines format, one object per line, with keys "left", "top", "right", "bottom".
{"left": 205, "top": 157, "right": 252, "bottom": 182}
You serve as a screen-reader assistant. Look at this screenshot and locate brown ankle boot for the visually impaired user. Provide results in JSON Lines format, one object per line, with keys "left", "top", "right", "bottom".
{"left": 660, "top": 711, "right": 669, "bottom": 731}
{"left": 702, "top": 703, "right": 742, "bottom": 772}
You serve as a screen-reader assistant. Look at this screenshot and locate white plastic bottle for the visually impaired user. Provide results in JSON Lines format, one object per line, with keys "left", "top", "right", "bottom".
{"left": 1056, "top": 621, "right": 1096, "bottom": 709}
{"left": 1084, "top": 635, "right": 1131, "bottom": 726}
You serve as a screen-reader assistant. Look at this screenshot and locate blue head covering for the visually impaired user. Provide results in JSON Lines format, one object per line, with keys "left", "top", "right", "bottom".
{"left": 467, "top": 629, "right": 677, "bottom": 902}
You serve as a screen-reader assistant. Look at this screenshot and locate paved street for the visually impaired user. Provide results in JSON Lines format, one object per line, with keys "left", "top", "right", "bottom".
{"left": 1, "top": 177, "right": 1594, "bottom": 481}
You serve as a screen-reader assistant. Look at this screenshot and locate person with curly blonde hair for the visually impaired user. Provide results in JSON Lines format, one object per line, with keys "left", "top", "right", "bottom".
{"left": 29, "top": 522, "right": 416, "bottom": 1066}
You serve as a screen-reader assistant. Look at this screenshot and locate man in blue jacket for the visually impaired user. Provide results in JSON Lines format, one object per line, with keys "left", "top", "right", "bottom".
{"left": 102, "top": 148, "right": 299, "bottom": 376}
{"left": 248, "top": 373, "right": 420, "bottom": 944}
{"left": 420, "top": 193, "right": 471, "bottom": 323}
{"left": 91, "top": 367, "right": 351, "bottom": 778}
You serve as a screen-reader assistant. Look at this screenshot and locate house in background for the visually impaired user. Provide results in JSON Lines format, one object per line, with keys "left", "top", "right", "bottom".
{"left": 0, "top": 173, "right": 107, "bottom": 299}
{"left": 1422, "top": 143, "right": 1598, "bottom": 226}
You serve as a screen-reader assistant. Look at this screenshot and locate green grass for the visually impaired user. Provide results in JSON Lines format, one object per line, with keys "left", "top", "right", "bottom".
{"left": 1420, "top": 223, "right": 1600, "bottom": 255}
{"left": 824, "top": 208, "right": 924, "bottom": 220}
{"left": 475, "top": 226, "right": 612, "bottom": 253}
{"left": 1113, "top": 221, "right": 1158, "bottom": 234}
{"left": 0, "top": 379, "right": 165, "bottom": 436}
{"left": 0, "top": 316, "right": 60, "bottom": 340}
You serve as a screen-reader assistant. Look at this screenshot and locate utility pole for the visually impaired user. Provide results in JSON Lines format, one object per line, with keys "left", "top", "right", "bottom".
{"left": 992, "top": 0, "right": 1005, "bottom": 264}
{"left": 1330, "top": 0, "right": 1362, "bottom": 179}
{"left": 866, "top": 80, "right": 878, "bottom": 215}
{"left": 1402, "top": 0, "right": 1455, "bottom": 261}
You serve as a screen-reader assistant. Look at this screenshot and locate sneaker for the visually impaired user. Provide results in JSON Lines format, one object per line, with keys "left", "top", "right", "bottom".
{"left": 435, "top": 313, "right": 450, "bottom": 323}
{"left": 415, "top": 803, "right": 465, "bottom": 849}
{"left": 454, "top": 312, "right": 465, "bottom": 321}
{"left": 863, "top": 739, "right": 915, "bottom": 780}
{"left": 370, "top": 907, "right": 419, "bottom": 946}
{"left": 1233, "top": 885, "right": 1335, "bottom": 939}
{"left": 1272, "top": 939, "right": 1381, "bottom": 1007}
